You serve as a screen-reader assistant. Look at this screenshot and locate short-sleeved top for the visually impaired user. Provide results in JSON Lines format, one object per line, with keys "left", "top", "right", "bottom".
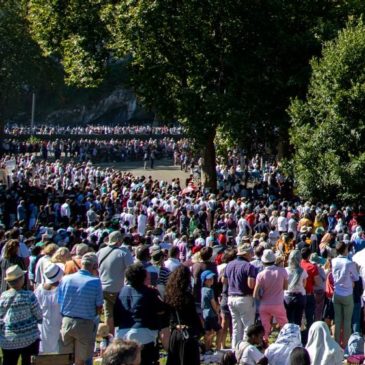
{"left": 96, "top": 245, "right": 134, "bottom": 293}
{"left": 301, "top": 259, "right": 319, "bottom": 294}
{"left": 236, "top": 341, "right": 265, "bottom": 365}
{"left": 285, "top": 267, "right": 308, "bottom": 295}
{"left": 0, "top": 289, "right": 42, "bottom": 350}
{"left": 201, "top": 286, "right": 215, "bottom": 319}
{"left": 256, "top": 266, "right": 288, "bottom": 305}
{"left": 57, "top": 269, "right": 103, "bottom": 320}
{"left": 224, "top": 258, "right": 257, "bottom": 296}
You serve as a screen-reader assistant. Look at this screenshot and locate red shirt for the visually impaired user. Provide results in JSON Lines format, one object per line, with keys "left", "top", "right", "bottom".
{"left": 300, "top": 259, "right": 319, "bottom": 294}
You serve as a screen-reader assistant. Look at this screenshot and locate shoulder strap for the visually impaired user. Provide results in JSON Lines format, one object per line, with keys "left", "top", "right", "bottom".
{"left": 99, "top": 247, "right": 117, "bottom": 267}
{"left": 72, "top": 259, "right": 81, "bottom": 270}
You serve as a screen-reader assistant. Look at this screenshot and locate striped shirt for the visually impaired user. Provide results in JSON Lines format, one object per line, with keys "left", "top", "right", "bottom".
{"left": 0, "top": 289, "right": 42, "bottom": 350}
{"left": 57, "top": 270, "right": 103, "bottom": 320}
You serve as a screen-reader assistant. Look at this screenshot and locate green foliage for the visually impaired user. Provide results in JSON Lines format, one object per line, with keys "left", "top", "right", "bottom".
{"left": 28, "top": 0, "right": 110, "bottom": 88}
{"left": 289, "top": 21, "right": 365, "bottom": 203}
{"left": 0, "top": 0, "right": 62, "bottom": 128}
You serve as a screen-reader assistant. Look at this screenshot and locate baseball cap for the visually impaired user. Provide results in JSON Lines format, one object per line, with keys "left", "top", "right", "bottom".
{"left": 201, "top": 270, "right": 215, "bottom": 283}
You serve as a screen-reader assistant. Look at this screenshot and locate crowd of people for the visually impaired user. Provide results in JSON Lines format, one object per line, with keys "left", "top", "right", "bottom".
{"left": 0, "top": 150, "right": 364, "bottom": 365}
{"left": 4, "top": 124, "right": 184, "bottom": 136}
{"left": 0, "top": 138, "right": 195, "bottom": 167}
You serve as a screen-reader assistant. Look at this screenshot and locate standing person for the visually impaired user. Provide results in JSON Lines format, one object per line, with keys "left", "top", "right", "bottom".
{"left": 0, "top": 239, "right": 27, "bottom": 293}
{"left": 306, "top": 321, "right": 344, "bottom": 365}
{"left": 164, "top": 246, "right": 182, "bottom": 273}
{"left": 96, "top": 231, "right": 133, "bottom": 334}
{"left": 310, "top": 253, "right": 326, "bottom": 321}
{"left": 201, "top": 270, "right": 222, "bottom": 353}
{"left": 34, "top": 243, "right": 58, "bottom": 286}
{"left": 0, "top": 265, "right": 42, "bottom": 365}
{"left": 58, "top": 253, "right": 103, "bottom": 365}
{"left": 150, "top": 149, "right": 155, "bottom": 169}
{"left": 34, "top": 263, "right": 64, "bottom": 354}
{"left": 143, "top": 150, "right": 149, "bottom": 170}
{"left": 64, "top": 243, "right": 90, "bottom": 275}
{"left": 116, "top": 263, "right": 166, "bottom": 365}
{"left": 165, "top": 266, "right": 203, "bottom": 365}
{"left": 253, "top": 249, "right": 288, "bottom": 341}
{"left": 284, "top": 250, "right": 307, "bottom": 326}
{"left": 224, "top": 244, "right": 257, "bottom": 350}
{"left": 300, "top": 246, "right": 321, "bottom": 343}
{"left": 192, "top": 246, "right": 218, "bottom": 313}
{"left": 332, "top": 241, "right": 359, "bottom": 347}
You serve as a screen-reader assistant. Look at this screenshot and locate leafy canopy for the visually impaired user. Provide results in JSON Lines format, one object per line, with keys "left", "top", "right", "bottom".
{"left": 289, "top": 21, "right": 365, "bottom": 203}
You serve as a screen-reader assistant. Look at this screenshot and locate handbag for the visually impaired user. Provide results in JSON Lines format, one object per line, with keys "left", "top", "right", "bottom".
{"left": 175, "top": 310, "right": 190, "bottom": 340}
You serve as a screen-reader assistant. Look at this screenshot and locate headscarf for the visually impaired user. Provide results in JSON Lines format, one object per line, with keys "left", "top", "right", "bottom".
{"left": 345, "top": 332, "right": 364, "bottom": 356}
{"left": 287, "top": 250, "right": 303, "bottom": 290}
{"left": 306, "top": 321, "right": 344, "bottom": 365}
{"left": 265, "top": 323, "right": 302, "bottom": 365}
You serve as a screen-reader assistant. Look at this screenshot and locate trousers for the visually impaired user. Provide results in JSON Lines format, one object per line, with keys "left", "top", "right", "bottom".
{"left": 228, "top": 296, "right": 255, "bottom": 349}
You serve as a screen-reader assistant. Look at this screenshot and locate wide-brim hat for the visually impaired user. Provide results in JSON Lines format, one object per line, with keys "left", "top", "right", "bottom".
{"left": 44, "top": 263, "right": 64, "bottom": 284}
{"left": 237, "top": 244, "right": 253, "bottom": 256}
{"left": 5, "top": 265, "right": 26, "bottom": 282}
{"left": 261, "top": 249, "right": 276, "bottom": 264}
{"left": 108, "top": 231, "right": 123, "bottom": 245}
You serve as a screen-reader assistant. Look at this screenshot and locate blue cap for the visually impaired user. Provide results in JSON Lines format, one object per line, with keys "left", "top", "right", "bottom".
{"left": 201, "top": 270, "right": 215, "bottom": 283}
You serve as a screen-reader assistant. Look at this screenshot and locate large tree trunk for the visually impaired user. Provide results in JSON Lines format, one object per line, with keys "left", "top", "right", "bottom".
{"left": 201, "top": 129, "right": 217, "bottom": 192}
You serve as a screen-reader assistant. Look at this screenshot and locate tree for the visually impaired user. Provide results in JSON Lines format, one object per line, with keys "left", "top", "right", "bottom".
{"left": 27, "top": 0, "right": 364, "bottom": 190}
{"left": 289, "top": 21, "right": 365, "bottom": 203}
{"left": 0, "top": 0, "right": 57, "bottom": 137}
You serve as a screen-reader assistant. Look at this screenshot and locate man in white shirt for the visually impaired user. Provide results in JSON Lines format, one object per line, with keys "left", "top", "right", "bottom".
{"left": 277, "top": 211, "right": 288, "bottom": 234}
{"left": 237, "top": 213, "right": 251, "bottom": 243}
{"left": 164, "top": 246, "right": 181, "bottom": 272}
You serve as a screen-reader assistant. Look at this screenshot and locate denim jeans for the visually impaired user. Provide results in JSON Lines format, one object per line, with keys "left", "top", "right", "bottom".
{"left": 352, "top": 301, "right": 362, "bottom": 333}
{"left": 228, "top": 296, "right": 255, "bottom": 349}
{"left": 305, "top": 294, "right": 315, "bottom": 329}
{"left": 284, "top": 293, "right": 306, "bottom": 326}
{"left": 301, "top": 294, "right": 315, "bottom": 345}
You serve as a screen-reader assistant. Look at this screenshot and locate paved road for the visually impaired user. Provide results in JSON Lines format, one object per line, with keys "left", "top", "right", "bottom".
{"left": 97, "top": 159, "right": 191, "bottom": 182}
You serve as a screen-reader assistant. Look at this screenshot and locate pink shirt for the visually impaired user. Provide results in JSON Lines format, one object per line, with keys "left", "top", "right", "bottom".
{"left": 257, "top": 266, "right": 288, "bottom": 305}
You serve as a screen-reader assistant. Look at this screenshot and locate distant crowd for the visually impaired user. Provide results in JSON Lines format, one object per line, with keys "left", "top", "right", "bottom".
{"left": 5, "top": 124, "right": 184, "bottom": 136}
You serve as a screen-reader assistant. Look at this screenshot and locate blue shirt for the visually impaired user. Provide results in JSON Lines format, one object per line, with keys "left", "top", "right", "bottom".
{"left": 201, "top": 286, "right": 215, "bottom": 319}
{"left": 57, "top": 270, "right": 103, "bottom": 320}
{"left": 332, "top": 256, "right": 359, "bottom": 297}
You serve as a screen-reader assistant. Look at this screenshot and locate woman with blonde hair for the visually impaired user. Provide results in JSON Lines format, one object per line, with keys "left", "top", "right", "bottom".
{"left": 51, "top": 247, "right": 71, "bottom": 270}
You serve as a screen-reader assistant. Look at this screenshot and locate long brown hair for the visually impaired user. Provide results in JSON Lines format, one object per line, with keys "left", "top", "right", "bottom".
{"left": 164, "top": 265, "right": 192, "bottom": 310}
{"left": 4, "top": 240, "right": 19, "bottom": 259}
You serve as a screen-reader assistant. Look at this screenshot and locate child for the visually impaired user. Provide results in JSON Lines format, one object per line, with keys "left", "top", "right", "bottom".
{"left": 235, "top": 324, "right": 268, "bottom": 365}
{"left": 96, "top": 323, "right": 114, "bottom": 356}
{"left": 201, "top": 270, "right": 222, "bottom": 354}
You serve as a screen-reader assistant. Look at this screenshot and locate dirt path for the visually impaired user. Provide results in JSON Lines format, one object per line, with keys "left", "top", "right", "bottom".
{"left": 97, "top": 159, "right": 191, "bottom": 182}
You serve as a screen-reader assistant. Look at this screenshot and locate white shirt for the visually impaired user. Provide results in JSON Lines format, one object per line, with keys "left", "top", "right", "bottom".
{"left": 164, "top": 258, "right": 181, "bottom": 272}
{"left": 60, "top": 203, "right": 71, "bottom": 218}
{"left": 277, "top": 216, "right": 288, "bottom": 232}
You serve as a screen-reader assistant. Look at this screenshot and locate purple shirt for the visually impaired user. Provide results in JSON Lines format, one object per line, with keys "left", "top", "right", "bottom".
{"left": 224, "top": 258, "right": 257, "bottom": 296}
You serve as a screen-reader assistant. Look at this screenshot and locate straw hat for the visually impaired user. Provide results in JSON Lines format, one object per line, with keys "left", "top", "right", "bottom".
{"left": 5, "top": 265, "right": 26, "bottom": 282}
